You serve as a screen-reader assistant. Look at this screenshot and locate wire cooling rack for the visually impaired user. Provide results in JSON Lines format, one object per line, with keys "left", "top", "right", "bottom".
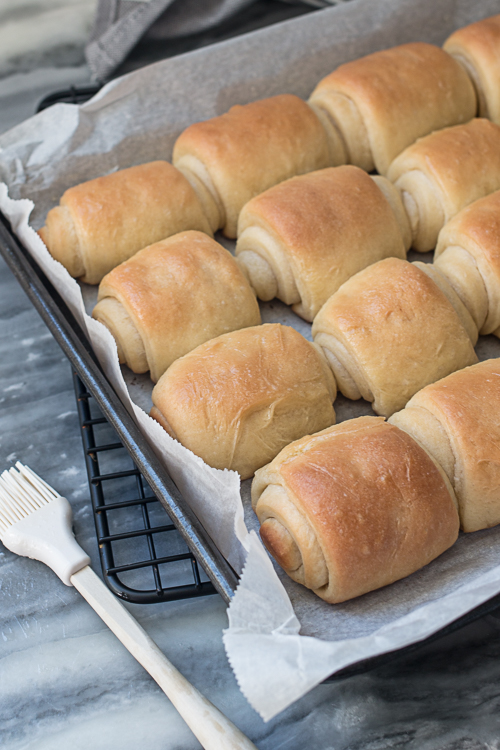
{"left": 73, "top": 372, "right": 216, "bottom": 604}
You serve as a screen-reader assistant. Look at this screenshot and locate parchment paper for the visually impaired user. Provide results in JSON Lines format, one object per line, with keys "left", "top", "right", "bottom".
{"left": 1, "top": 0, "right": 500, "bottom": 720}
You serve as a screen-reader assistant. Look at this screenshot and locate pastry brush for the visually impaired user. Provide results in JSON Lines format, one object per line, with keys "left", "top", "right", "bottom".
{"left": 0, "top": 462, "right": 257, "bottom": 750}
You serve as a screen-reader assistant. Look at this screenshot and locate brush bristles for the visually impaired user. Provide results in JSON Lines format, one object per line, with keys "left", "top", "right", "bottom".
{"left": 0, "top": 462, "right": 60, "bottom": 535}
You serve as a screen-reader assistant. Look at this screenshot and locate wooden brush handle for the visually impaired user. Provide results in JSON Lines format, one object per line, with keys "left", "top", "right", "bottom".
{"left": 71, "top": 566, "right": 257, "bottom": 750}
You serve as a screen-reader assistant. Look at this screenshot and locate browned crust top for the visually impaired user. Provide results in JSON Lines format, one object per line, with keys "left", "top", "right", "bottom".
{"left": 315, "top": 42, "right": 467, "bottom": 108}
{"left": 444, "top": 14, "right": 500, "bottom": 62}
{"left": 153, "top": 323, "right": 335, "bottom": 431}
{"left": 436, "top": 190, "right": 500, "bottom": 275}
{"left": 277, "top": 418, "right": 458, "bottom": 600}
{"left": 240, "top": 166, "right": 401, "bottom": 272}
{"left": 98, "top": 230, "right": 256, "bottom": 334}
{"left": 387, "top": 120, "right": 500, "bottom": 205}
{"left": 62, "top": 161, "right": 202, "bottom": 243}
{"left": 311, "top": 42, "right": 475, "bottom": 171}
{"left": 408, "top": 359, "right": 500, "bottom": 508}
{"left": 312, "top": 258, "right": 478, "bottom": 414}
{"left": 173, "top": 94, "right": 327, "bottom": 177}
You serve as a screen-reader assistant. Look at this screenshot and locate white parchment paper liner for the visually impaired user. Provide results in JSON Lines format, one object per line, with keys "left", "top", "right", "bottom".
{"left": 1, "top": 0, "right": 500, "bottom": 720}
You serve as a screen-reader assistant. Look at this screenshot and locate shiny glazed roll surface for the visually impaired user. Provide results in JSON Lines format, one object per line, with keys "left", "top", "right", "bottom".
{"left": 312, "top": 258, "right": 478, "bottom": 417}
{"left": 252, "top": 417, "right": 459, "bottom": 603}
{"left": 309, "top": 42, "right": 476, "bottom": 176}
{"left": 434, "top": 190, "right": 500, "bottom": 336}
{"left": 389, "top": 359, "right": 500, "bottom": 533}
{"left": 172, "top": 94, "right": 337, "bottom": 239}
{"left": 150, "top": 324, "right": 337, "bottom": 479}
{"left": 92, "top": 231, "right": 261, "bottom": 383}
{"left": 387, "top": 119, "right": 500, "bottom": 252}
{"left": 444, "top": 14, "right": 500, "bottom": 124}
{"left": 235, "top": 166, "right": 409, "bottom": 321}
{"left": 38, "top": 161, "right": 212, "bottom": 285}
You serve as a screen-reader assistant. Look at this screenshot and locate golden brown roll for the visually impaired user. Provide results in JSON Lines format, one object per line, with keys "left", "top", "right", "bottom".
{"left": 38, "top": 161, "right": 212, "bottom": 285}
{"left": 311, "top": 257, "right": 478, "bottom": 417}
{"left": 434, "top": 191, "right": 500, "bottom": 336}
{"left": 387, "top": 119, "right": 500, "bottom": 252}
{"left": 252, "top": 417, "right": 459, "bottom": 603}
{"left": 444, "top": 14, "right": 500, "bottom": 124}
{"left": 150, "top": 324, "right": 337, "bottom": 479}
{"left": 172, "top": 94, "right": 339, "bottom": 239}
{"left": 92, "top": 231, "right": 261, "bottom": 383}
{"left": 389, "top": 359, "right": 500, "bottom": 533}
{"left": 235, "top": 166, "right": 410, "bottom": 321}
{"left": 308, "top": 42, "right": 476, "bottom": 176}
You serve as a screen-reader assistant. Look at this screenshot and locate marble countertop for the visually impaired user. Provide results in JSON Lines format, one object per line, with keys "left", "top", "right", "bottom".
{"left": 2, "top": 31, "right": 500, "bottom": 750}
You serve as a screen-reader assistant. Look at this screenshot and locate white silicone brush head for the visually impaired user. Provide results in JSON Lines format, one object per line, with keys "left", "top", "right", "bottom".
{"left": 0, "top": 462, "right": 90, "bottom": 585}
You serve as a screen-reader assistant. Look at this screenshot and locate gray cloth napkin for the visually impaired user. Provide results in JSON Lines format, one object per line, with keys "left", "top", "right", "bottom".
{"left": 85, "top": 0, "right": 339, "bottom": 81}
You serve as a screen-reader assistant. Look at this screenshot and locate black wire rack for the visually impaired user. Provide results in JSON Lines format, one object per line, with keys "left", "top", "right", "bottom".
{"left": 73, "top": 371, "right": 216, "bottom": 604}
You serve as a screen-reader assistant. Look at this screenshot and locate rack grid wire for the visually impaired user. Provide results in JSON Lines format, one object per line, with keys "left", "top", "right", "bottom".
{"left": 73, "top": 372, "right": 216, "bottom": 604}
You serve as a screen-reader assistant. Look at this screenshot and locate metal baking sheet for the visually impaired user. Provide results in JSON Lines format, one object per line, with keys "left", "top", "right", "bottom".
{"left": 1, "top": 0, "right": 500, "bottom": 707}
{"left": 2, "top": 208, "right": 500, "bottom": 688}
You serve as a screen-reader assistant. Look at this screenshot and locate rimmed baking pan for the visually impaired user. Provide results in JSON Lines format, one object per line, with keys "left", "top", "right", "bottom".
{"left": 2, "top": 0, "right": 500, "bottom": 704}
{"left": 2, "top": 200, "right": 500, "bottom": 686}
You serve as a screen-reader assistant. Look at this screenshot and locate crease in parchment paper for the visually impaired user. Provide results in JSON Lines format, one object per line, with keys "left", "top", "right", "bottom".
{"left": 1, "top": 0, "right": 500, "bottom": 720}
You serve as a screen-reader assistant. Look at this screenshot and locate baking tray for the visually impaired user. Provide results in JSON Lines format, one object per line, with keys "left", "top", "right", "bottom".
{"left": 3, "top": 1, "right": 500, "bottom": 691}
{"left": 3, "top": 202, "right": 500, "bottom": 684}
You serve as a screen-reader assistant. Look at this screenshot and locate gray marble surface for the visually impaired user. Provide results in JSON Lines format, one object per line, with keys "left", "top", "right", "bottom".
{"left": 2, "top": 40, "right": 500, "bottom": 750}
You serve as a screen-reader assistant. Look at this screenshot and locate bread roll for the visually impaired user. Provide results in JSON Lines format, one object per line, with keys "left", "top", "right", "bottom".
{"left": 444, "top": 14, "right": 500, "bottom": 124}
{"left": 312, "top": 257, "right": 478, "bottom": 417}
{"left": 308, "top": 42, "right": 476, "bottom": 176}
{"left": 389, "top": 359, "right": 500, "bottom": 533}
{"left": 150, "top": 324, "right": 337, "bottom": 479}
{"left": 434, "top": 191, "right": 500, "bottom": 336}
{"left": 172, "top": 94, "right": 339, "bottom": 239}
{"left": 387, "top": 119, "right": 500, "bottom": 252}
{"left": 252, "top": 417, "right": 459, "bottom": 603}
{"left": 235, "top": 166, "right": 409, "bottom": 321}
{"left": 38, "top": 161, "right": 213, "bottom": 285}
{"left": 92, "top": 231, "right": 261, "bottom": 383}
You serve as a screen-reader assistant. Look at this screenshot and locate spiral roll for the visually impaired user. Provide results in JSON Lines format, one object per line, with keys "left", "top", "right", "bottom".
{"left": 308, "top": 42, "right": 476, "bottom": 176}
{"left": 172, "top": 95, "right": 339, "bottom": 239}
{"left": 444, "top": 14, "right": 500, "bottom": 125}
{"left": 312, "top": 258, "right": 478, "bottom": 417}
{"left": 150, "top": 324, "right": 337, "bottom": 479}
{"left": 389, "top": 359, "right": 500, "bottom": 533}
{"left": 252, "top": 417, "right": 459, "bottom": 603}
{"left": 93, "top": 231, "right": 260, "bottom": 383}
{"left": 387, "top": 119, "right": 500, "bottom": 252}
{"left": 434, "top": 191, "right": 500, "bottom": 336}
{"left": 38, "top": 162, "right": 212, "bottom": 285}
{"left": 235, "top": 166, "right": 409, "bottom": 322}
